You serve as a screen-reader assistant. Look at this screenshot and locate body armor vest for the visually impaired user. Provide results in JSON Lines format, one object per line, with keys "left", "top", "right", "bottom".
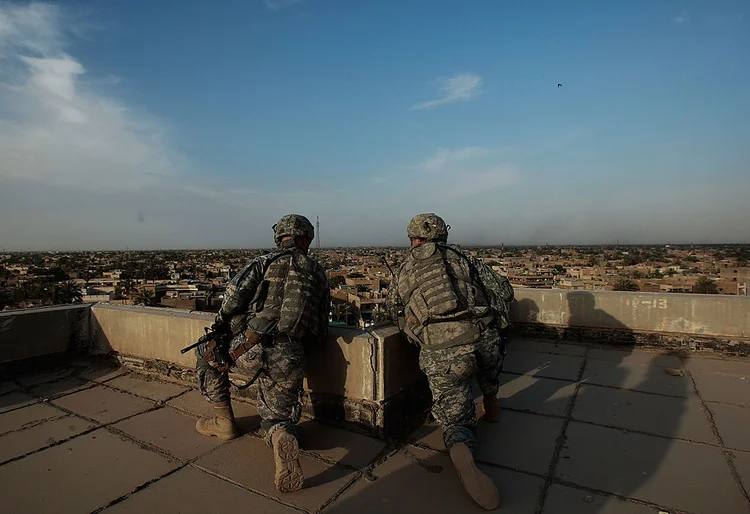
{"left": 397, "top": 243, "right": 491, "bottom": 349}
{"left": 254, "top": 250, "right": 325, "bottom": 339}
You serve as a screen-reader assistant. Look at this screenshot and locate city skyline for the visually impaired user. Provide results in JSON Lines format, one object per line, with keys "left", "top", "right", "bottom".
{"left": 1, "top": 0, "right": 749, "bottom": 250}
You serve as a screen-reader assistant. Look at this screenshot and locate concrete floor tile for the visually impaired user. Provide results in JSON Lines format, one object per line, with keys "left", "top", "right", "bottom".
{"left": 497, "top": 373, "right": 577, "bottom": 417}
{"left": 734, "top": 451, "right": 750, "bottom": 500}
{"left": 709, "top": 404, "right": 750, "bottom": 451}
{"left": 105, "top": 373, "right": 190, "bottom": 401}
{"left": 691, "top": 370, "right": 750, "bottom": 407}
{"left": 0, "top": 430, "right": 179, "bottom": 514}
{"left": 324, "top": 445, "right": 543, "bottom": 514}
{"left": 195, "top": 435, "right": 357, "bottom": 512}
{"left": 0, "top": 402, "right": 67, "bottom": 435}
{"left": 0, "top": 381, "right": 19, "bottom": 395}
{"left": 556, "top": 422, "right": 748, "bottom": 514}
{"left": 79, "top": 364, "right": 126, "bottom": 383}
{"left": 16, "top": 367, "right": 75, "bottom": 387}
{"left": 297, "top": 420, "right": 386, "bottom": 469}
{"left": 573, "top": 384, "right": 716, "bottom": 443}
{"left": 587, "top": 348, "right": 683, "bottom": 368}
{"left": 0, "top": 415, "right": 95, "bottom": 463}
{"left": 0, "top": 391, "right": 37, "bottom": 414}
{"left": 685, "top": 356, "right": 750, "bottom": 376}
{"left": 114, "top": 407, "right": 225, "bottom": 460}
{"left": 502, "top": 350, "right": 584, "bottom": 381}
{"left": 414, "top": 410, "right": 564, "bottom": 475}
{"left": 543, "top": 485, "right": 655, "bottom": 514}
{"left": 101, "top": 467, "right": 298, "bottom": 513}
{"left": 508, "top": 339, "right": 588, "bottom": 356}
{"left": 52, "top": 385, "right": 153, "bottom": 423}
{"left": 582, "top": 360, "right": 695, "bottom": 398}
{"left": 167, "top": 390, "right": 260, "bottom": 432}
{"left": 29, "top": 376, "right": 93, "bottom": 399}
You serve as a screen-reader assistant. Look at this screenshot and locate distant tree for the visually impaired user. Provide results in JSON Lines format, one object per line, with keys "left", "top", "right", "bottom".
{"left": 48, "top": 281, "right": 83, "bottom": 304}
{"left": 613, "top": 279, "right": 640, "bottom": 292}
{"left": 553, "top": 265, "right": 566, "bottom": 275}
{"left": 347, "top": 272, "right": 365, "bottom": 279}
{"left": 0, "top": 289, "right": 13, "bottom": 310}
{"left": 331, "top": 302, "right": 353, "bottom": 324}
{"left": 693, "top": 277, "right": 719, "bottom": 295}
{"left": 328, "top": 276, "right": 345, "bottom": 289}
{"left": 631, "top": 270, "right": 643, "bottom": 279}
{"left": 356, "top": 284, "right": 371, "bottom": 293}
{"left": 133, "top": 289, "right": 155, "bottom": 306}
{"left": 120, "top": 279, "right": 136, "bottom": 297}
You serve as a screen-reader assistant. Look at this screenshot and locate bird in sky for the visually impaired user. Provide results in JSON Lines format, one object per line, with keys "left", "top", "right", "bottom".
{"left": 557, "top": 83, "right": 563, "bottom": 88}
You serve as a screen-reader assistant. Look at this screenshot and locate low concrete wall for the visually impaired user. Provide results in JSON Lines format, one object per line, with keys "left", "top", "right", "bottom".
{"left": 511, "top": 289, "right": 750, "bottom": 353}
{"left": 0, "top": 304, "right": 91, "bottom": 364}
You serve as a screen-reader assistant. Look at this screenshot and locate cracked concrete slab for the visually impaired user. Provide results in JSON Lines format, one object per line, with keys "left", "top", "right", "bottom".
{"left": 587, "top": 348, "right": 684, "bottom": 368}
{"left": 0, "top": 402, "right": 67, "bottom": 435}
{"left": 0, "top": 430, "right": 179, "bottom": 513}
{"left": 0, "top": 415, "right": 95, "bottom": 463}
{"left": 502, "top": 350, "right": 584, "bottom": 381}
{"left": 691, "top": 369, "right": 750, "bottom": 407}
{"left": 573, "top": 384, "right": 716, "bottom": 443}
{"left": 0, "top": 391, "right": 37, "bottom": 414}
{"left": 167, "top": 390, "right": 260, "bottom": 432}
{"left": 114, "top": 406, "right": 225, "bottom": 460}
{"left": 507, "top": 338, "right": 588, "bottom": 356}
{"left": 195, "top": 435, "right": 357, "bottom": 512}
{"left": 297, "top": 419, "right": 386, "bottom": 469}
{"left": 497, "top": 372, "right": 577, "bottom": 417}
{"left": 28, "top": 376, "right": 93, "bottom": 400}
{"left": 101, "top": 466, "right": 299, "bottom": 513}
{"left": 707, "top": 403, "right": 750, "bottom": 451}
{"left": 324, "top": 445, "right": 543, "bottom": 514}
{"left": 105, "top": 373, "right": 190, "bottom": 402}
{"left": 542, "top": 484, "right": 655, "bottom": 514}
{"left": 556, "top": 422, "right": 748, "bottom": 514}
{"left": 582, "top": 360, "right": 696, "bottom": 398}
{"left": 52, "top": 385, "right": 153, "bottom": 423}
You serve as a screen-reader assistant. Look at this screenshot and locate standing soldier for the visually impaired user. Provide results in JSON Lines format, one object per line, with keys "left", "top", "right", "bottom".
{"left": 386, "top": 213, "right": 514, "bottom": 510}
{"left": 194, "top": 214, "right": 329, "bottom": 493}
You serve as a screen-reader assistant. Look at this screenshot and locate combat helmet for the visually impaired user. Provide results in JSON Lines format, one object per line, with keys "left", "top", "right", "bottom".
{"left": 273, "top": 214, "right": 315, "bottom": 245}
{"left": 407, "top": 213, "right": 449, "bottom": 242}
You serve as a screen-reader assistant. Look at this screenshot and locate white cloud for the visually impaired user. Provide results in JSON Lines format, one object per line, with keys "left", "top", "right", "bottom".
{"left": 264, "top": 0, "right": 304, "bottom": 11}
{"left": 411, "top": 73, "right": 483, "bottom": 110}
{"left": 416, "top": 146, "right": 492, "bottom": 171}
{"left": 673, "top": 12, "right": 689, "bottom": 25}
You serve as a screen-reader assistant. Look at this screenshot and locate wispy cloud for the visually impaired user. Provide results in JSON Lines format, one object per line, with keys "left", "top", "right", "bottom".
{"left": 416, "top": 146, "right": 492, "bottom": 171}
{"left": 264, "top": 0, "right": 304, "bottom": 11}
{"left": 411, "top": 73, "right": 483, "bottom": 110}
{"left": 673, "top": 11, "right": 689, "bottom": 25}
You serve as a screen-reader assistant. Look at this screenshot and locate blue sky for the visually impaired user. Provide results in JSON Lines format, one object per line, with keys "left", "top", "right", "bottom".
{"left": 0, "top": 0, "right": 748, "bottom": 249}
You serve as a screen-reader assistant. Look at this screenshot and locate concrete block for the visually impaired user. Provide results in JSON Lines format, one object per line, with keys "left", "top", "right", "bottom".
{"left": 587, "top": 348, "right": 683, "bottom": 368}
{"left": 0, "top": 415, "right": 95, "bottom": 464}
{"left": 297, "top": 419, "right": 386, "bottom": 469}
{"left": 79, "top": 364, "right": 126, "bottom": 383}
{"left": 52, "top": 385, "right": 153, "bottom": 423}
{"left": 29, "top": 377, "right": 93, "bottom": 399}
{"left": 502, "top": 350, "right": 584, "bottom": 381}
{"left": 0, "top": 402, "right": 67, "bottom": 436}
{"left": 508, "top": 338, "right": 588, "bottom": 356}
{"left": 556, "top": 422, "right": 747, "bottom": 514}
{"left": 542, "top": 484, "right": 654, "bottom": 514}
{"left": 105, "top": 373, "right": 189, "bottom": 401}
{"left": 324, "top": 445, "right": 544, "bottom": 514}
{"left": 582, "top": 360, "right": 695, "bottom": 398}
{"left": 573, "top": 384, "right": 716, "bottom": 443}
{"left": 16, "top": 367, "right": 76, "bottom": 387}
{"left": 102, "top": 467, "right": 298, "bottom": 513}
{"left": 0, "top": 391, "right": 37, "bottom": 414}
{"left": 685, "top": 355, "right": 750, "bottom": 376}
{"left": 195, "top": 435, "right": 357, "bottom": 512}
{"left": 167, "top": 390, "right": 260, "bottom": 432}
{"left": 497, "top": 373, "right": 577, "bottom": 417}
{"left": 691, "top": 370, "right": 750, "bottom": 407}
{"left": 114, "top": 406, "right": 225, "bottom": 460}
{"left": 0, "top": 430, "right": 178, "bottom": 513}
{"left": 708, "top": 403, "right": 750, "bottom": 451}
{"left": 414, "top": 410, "right": 564, "bottom": 475}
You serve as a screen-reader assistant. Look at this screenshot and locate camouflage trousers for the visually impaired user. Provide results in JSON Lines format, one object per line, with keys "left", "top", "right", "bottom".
{"left": 196, "top": 333, "right": 305, "bottom": 445}
{"left": 419, "top": 327, "right": 504, "bottom": 453}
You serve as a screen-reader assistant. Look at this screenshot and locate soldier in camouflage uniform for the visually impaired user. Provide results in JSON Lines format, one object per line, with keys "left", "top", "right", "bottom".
{"left": 194, "top": 214, "right": 329, "bottom": 493}
{"left": 386, "top": 213, "right": 514, "bottom": 510}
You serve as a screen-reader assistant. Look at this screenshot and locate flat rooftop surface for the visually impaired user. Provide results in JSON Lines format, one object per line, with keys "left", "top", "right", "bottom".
{"left": 1, "top": 339, "right": 749, "bottom": 513}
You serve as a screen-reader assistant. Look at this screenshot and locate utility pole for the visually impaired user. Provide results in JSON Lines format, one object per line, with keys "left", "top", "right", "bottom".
{"left": 316, "top": 216, "right": 321, "bottom": 250}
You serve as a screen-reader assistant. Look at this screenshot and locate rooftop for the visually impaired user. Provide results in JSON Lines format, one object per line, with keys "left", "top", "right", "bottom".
{"left": 2, "top": 337, "right": 750, "bottom": 514}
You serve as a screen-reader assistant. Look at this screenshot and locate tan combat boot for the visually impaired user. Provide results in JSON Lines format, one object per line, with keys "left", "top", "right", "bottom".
{"left": 271, "top": 427, "right": 304, "bottom": 493}
{"left": 449, "top": 443, "right": 501, "bottom": 510}
{"left": 195, "top": 401, "right": 240, "bottom": 440}
{"left": 483, "top": 395, "right": 501, "bottom": 423}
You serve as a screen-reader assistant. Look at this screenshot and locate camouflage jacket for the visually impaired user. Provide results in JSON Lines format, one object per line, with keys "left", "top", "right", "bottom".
{"left": 215, "top": 249, "right": 330, "bottom": 344}
{"left": 386, "top": 244, "right": 514, "bottom": 338}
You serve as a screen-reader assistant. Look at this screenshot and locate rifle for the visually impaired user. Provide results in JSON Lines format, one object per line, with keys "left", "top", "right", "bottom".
{"left": 381, "top": 255, "right": 395, "bottom": 276}
{"left": 180, "top": 326, "right": 229, "bottom": 355}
